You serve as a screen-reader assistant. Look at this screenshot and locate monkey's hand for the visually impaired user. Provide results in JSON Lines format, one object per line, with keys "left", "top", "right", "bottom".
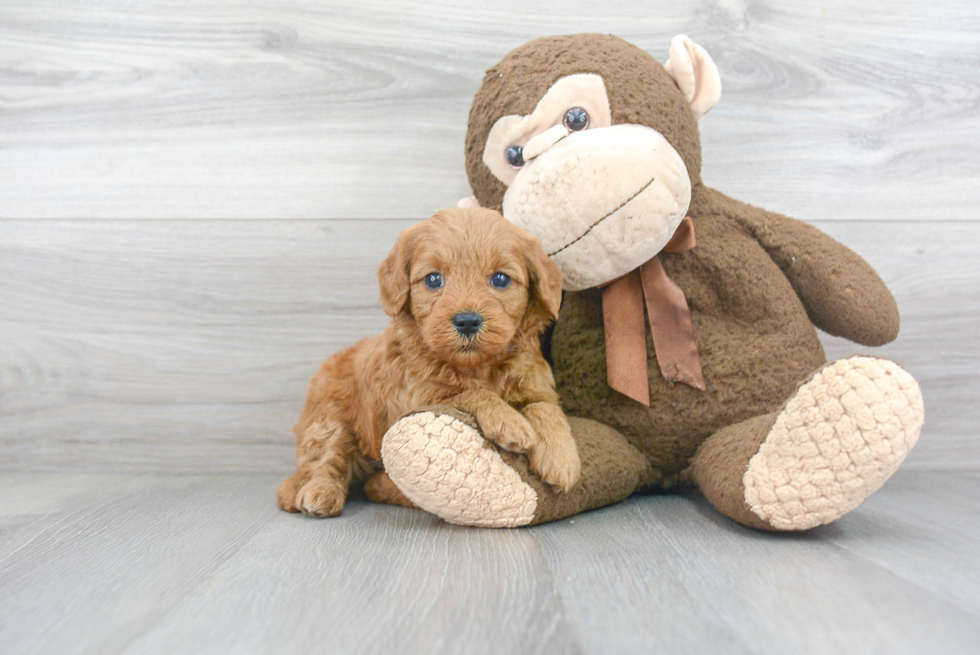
{"left": 725, "top": 190, "right": 900, "bottom": 346}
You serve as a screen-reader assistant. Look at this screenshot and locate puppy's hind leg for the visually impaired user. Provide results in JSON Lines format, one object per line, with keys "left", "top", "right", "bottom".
{"left": 364, "top": 471, "right": 418, "bottom": 509}
{"left": 287, "top": 419, "right": 358, "bottom": 518}
{"left": 277, "top": 469, "right": 308, "bottom": 512}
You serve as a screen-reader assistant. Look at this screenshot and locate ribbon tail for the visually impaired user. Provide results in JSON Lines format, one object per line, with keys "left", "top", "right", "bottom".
{"left": 639, "top": 258, "right": 706, "bottom": 391}
{"left": 601, "top": 271, "right": 650, "bottom": 406}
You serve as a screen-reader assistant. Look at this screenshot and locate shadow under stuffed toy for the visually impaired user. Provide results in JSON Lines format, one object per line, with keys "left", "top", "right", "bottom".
{"left": 380, "top": 33, "right": 924, "bottom": 530}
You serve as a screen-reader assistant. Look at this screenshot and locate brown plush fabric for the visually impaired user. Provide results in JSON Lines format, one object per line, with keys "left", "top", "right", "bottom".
{"left": 452, "top": 33, "right": 907, "bottom": 530}
{"left": 499, "top": 417, "right": 653, "bottom": 525}
{"left": 719, "top": 191, "right": 900, "bottom": 346}
{"left": 553, "top": 185, "right": 900, "bottom": 475}
{"left": 551, "top": 200, "right": 829, "bottom": 477}
{"left": 687, "top": 412, "right": 780, "bottom": 531}
{"left": 466, "top": 33, "right": 899, "bottom": 479}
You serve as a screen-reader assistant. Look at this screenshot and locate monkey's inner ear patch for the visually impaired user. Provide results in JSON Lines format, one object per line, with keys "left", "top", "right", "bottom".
{"left": 663, "top": 34, "right": 722, "bottom": 120}
{"left": 482, "top": 74, "right": 612, "bottom": 186}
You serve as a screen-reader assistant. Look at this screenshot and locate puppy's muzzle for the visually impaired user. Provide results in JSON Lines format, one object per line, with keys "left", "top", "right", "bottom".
{"left": 452, "top": 312, "right": 483, "bottom": 337}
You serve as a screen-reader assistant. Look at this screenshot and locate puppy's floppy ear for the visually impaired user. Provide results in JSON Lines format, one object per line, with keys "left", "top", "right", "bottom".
{"left": 378, "top": 224, "right": 421, "bottom": 317}
{"left": 522, "top": 234, "right": 564, "bottom": 330}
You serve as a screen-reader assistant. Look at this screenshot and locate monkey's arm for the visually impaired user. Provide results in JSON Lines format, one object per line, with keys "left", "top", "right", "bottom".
{"left": 720, "top": 192, "right": 899, "bottom": 346}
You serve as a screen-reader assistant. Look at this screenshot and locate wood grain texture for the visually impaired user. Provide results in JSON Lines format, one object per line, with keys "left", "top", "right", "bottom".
{"left": 1, "top": 0, "right": 978, "bottom": 219}
{"left": 1, "top": 219, "right": 976, "bottom": 472}
{"left": 2, "top": 4, "right": 976, "bottom": 653}
{"left": 826, "top": 471, "right": 980, "bottom": 617}
{"left": 817, "top": 221, "right": 980, "bottom": 470}
{"left": 536, "top": 483, "right": 980, "bottom": 654}
{"left": 0, "top": 471, "right": 978, "bottom": 654}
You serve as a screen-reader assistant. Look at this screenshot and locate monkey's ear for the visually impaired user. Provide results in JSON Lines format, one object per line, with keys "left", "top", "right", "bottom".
{"left": 663, "top": 35, "right": 722, "bottom": 120}
{"left": 522, "top": 235, "right": 564, "bottom": 331}
{"left": 377, "top": 225, "right": 419, "bottom": 317}
{"left": 457, "top": 196, "right": 481, "bottom": 209}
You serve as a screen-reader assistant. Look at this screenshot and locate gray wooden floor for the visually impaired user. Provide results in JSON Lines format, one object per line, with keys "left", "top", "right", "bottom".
{"left": 2, "top": 1, "right": 979, "bottom": 653}
{"left": 1, "top": 471, "right": 978, "bottom": 654}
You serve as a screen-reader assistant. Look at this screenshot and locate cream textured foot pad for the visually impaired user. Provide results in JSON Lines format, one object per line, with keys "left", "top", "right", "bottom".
{"left": 744, "top": 356, "right": 924, "bottom": 530}
{"left": 381, "top": 412, "right": 538, "bottom": 527}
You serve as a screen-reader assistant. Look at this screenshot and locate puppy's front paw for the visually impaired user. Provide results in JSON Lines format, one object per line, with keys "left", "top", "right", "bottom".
{"left": 296, "top": 477, "right": 347, "bottom": 517}
{"left": 478, "top": 407, "right": 537, "bottom": 454}
{"left": 530, "top": 433, "right": 582, "bottom": 493}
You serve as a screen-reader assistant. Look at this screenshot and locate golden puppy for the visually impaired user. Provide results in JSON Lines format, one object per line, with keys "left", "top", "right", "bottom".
{"left": 277, "top": 208, "right": 581, "bottom": 517}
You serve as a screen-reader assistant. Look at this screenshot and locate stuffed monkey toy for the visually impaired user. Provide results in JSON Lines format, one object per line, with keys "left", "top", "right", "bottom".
{"left": 380, "top": 34, "right": 924, "bottom": 530}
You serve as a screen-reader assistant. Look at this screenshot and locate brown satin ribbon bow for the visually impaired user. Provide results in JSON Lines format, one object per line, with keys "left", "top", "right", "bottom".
{"left": 600, "top": 216, "right": 705, "bottom": 406}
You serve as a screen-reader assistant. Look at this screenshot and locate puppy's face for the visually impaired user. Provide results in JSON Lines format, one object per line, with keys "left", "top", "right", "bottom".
{"left": 378, "top": 208, "right": 562, "bottom": 368}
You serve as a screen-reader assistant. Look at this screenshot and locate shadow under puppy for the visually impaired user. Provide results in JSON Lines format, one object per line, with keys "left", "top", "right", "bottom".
{"left": 278, "top": 207, "right": 581, "bottom": 517}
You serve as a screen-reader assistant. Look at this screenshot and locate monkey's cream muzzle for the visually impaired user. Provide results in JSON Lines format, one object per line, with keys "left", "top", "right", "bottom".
{"left": 502, "top": 124, "right": 691, "bottom": 291}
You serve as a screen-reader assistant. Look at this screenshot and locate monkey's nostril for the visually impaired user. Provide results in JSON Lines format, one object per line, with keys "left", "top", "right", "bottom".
{"left": 452, "top": 312, "right": 483, "bottom": 337}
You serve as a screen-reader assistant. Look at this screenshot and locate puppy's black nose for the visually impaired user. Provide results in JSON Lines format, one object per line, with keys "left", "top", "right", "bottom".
{"left": 452, "top": 312, "right": 483, "bottom": 337}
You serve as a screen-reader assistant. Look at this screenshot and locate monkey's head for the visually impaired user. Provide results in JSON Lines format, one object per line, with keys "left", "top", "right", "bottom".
{"left": 464, "top": 34, "right": 721, "bottom": 290}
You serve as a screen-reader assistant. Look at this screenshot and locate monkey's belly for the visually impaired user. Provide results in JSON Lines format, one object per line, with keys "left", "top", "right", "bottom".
{"left": 552, "top": 288, "right": 826, "bottom": 476}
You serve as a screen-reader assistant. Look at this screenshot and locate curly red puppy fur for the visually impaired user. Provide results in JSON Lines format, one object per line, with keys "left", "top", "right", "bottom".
{"left": 277, "top": 208, "right": 581, "bottom": 517}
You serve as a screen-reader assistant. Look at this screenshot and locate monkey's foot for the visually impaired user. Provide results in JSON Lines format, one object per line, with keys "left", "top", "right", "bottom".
{"left": 742, "top": 356, "right": 924, "bottom": 530}
{"left": 381, "top": 408, "right": 538, "bottom": 527}
{"left": 381, "top": 406, "right": 648, "bottom": 528}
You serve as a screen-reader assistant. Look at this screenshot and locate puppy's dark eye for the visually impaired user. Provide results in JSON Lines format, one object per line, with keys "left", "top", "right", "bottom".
{"left": 505, "top": 145, "right": 524, "bottom": 168}
{"left": 563, "top": 107, "right": 589, "bottom": 131}
{"left": 490, "top": 272, "right": 511, "bottom": 289}
{"left": 424, "top": 273, "right": 443, "bottom": 290}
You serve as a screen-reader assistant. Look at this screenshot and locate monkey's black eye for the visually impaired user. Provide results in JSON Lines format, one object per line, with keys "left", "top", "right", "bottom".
{"left": 505, "top": 145, "right": 524, "bottom": 168}
{"left": 424, "top": 273, "right": 443, "bottom": 290}
{"left": 490, "top": 272, "right": 511, "bottom": 289}
{"left": 563, "top": 107, "right": 589, "bottom": 131}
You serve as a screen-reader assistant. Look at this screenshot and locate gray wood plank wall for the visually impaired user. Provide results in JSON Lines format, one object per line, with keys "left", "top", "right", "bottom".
{"left": 2, "top": 1, "right": 978, "bottom": 471}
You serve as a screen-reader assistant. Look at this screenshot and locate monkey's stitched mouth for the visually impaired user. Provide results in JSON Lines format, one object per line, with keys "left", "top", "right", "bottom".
{"left": 546, "top": 177, "right": 656, "bottom": 257}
